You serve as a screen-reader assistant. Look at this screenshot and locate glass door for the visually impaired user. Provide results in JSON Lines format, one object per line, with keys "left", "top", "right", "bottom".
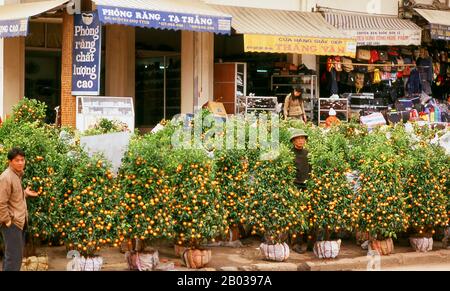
{"left": 25, "top": 50, "right": 62, "bottom": 124}
{"left": 136, "top": 54, "right": 181, "bottom": 128}
{"left": 136, "top": 57, "right": 164, "bottom": 127}
{"left": 165, "top": 55, "right": 181, "bottom": 120}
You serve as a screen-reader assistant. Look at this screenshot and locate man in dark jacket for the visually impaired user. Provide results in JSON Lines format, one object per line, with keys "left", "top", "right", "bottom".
{"left": 289, "top": 129, "right": 311, "bottom": 253}
{"left": 291, "top": 129, "right": 311, "bottom": 189}
{"left": 0, "top": 148, "right": 39, "bottom": 271}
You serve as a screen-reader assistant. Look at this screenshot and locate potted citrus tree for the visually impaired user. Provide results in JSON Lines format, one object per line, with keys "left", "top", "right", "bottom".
{"left": 0, "top": 99, "right": 74, "bottom": 253}
{"left": 307, "top": 130, "right": 355, "bottom": 259}
{"left": 247, "top": 145, "right": 309, "bottom": 262}
{"left": 117, "top": 135, "right": 174, "bottom": 270}
{"left": 214, "top": 149, "right": 249, "bottom": 242}
{"left": 403, "top": 145, "right": 449, "bottom": 252}
{"left": 353, "top": 133, "right": 409, "bottom": 255}
{"left": 168, "top": 149, "right": 226, "bottom": 269}
{"left": 60, "top": 155, "right": 120, "bottom": 271}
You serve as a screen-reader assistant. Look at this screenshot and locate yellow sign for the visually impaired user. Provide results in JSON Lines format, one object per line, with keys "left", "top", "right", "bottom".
{"left": 244, "top": 34, "right": 357, "bottom": 58}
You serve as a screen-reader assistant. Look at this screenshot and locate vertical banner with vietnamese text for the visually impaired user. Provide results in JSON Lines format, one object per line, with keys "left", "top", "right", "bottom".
{"left": 72, "top": 11, "right": 102, "bottom": 96}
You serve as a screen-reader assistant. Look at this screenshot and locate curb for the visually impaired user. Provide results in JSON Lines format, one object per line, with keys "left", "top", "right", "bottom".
{"left": 218, "top": 249, "right": 450, "bottom": 271}
{"left": 304, "top": 249, "right": 450, "bottom": 271}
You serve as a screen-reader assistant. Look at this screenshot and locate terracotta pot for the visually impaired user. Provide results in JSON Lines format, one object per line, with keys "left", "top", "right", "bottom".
{"left": 182, "top": 248, "right": 212, "bottom": 269}
{"left": 410, "top": 237, "right": 433, "bottom": 252}
{"left": 260, "top": 242, "right": 290, "bottom": 262}
{"left": 174, "top": 245, "right": 187, "bottom": 257}
{"left": 313, "top": 240, "right": 341, "bottom": 259}
{"left": 443, "top": 227, "right": 450, "bottom": 249}
{"left": 226, "top": 225, "right": 240, "bottom": 242}
{"left": 369, "top": 238, "right": 394, "bottom": 255}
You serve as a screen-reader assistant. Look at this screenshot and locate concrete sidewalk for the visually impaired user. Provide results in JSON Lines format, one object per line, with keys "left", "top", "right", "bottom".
{"left": 2, "top": 238, "right": 449, "bottom": 271}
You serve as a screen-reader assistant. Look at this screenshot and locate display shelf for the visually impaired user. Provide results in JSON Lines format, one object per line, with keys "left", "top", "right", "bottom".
{"left": 319, "top": 109, "right": 349, "bottom": 112}
{"left": 236, "top": 96, "right": 278, "bottom": 115}
{"left": 318, "top": 98, "right": 349, "bottom": 125}
{"left": 214, "top": 62, "right": 247, "bottom": 114}
{"left": 271, "top": 74, "right": 318, "bottom": 120}
{"left": 76, "top": 96, "right": 135, "bottom": 132}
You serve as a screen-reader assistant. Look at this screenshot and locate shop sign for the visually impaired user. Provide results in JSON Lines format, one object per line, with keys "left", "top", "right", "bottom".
{"left": 430, "top": 24, "right": 450, "bottom": 41}
{"left": 0, "top": 19, "right": 28, "bottom": 38}
{"left": 352, "top": 29, "right": 422, "bottom": 46}
{"left": 72, "top": 11, "right": 102, "bottom": 96}
{"left": 244, "top": 34, "right": 357, "bottom": 58}
{"left": 96, "top": 5, "right": 231, "bottom": 34}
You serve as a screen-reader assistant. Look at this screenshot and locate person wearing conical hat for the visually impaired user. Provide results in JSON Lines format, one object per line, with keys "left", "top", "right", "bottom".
{"left": 289, "top": 129, "right": 311, "bottom": 254}
{"left": 289, "top": 129, "right": 311, "bottom": 188}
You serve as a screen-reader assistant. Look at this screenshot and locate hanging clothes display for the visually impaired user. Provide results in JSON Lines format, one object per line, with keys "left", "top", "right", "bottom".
{"left": 407, "top": 68, "right": 422, "bottom": 95}
{"left": 330, "top": 68, "right": 339, "bottom": 95}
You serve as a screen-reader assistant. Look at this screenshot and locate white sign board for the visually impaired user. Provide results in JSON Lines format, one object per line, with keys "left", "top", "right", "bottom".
{"left": 80, "top": 132, "right": 132, "bottom": 174}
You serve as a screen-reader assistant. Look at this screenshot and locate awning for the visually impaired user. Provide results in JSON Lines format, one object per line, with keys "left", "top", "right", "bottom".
{"left": 415, "top": 9, "right": 450, "bottom": 41}
{"left": 210, "top": 5, "right": 357, "bottom": 57}
{"left": 0, "top": 0, "right": 68, "bottom": 38}
{"left": 93, "top": 0, "right": 232, "bottom": 34}
{"left": 324, "top": 12, "right": 422, "bottom": 46}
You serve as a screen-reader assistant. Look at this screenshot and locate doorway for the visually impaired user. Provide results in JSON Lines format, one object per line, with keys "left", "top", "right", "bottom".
{"left": 25, "top": 50, "right": 61, "bottom": 124}
{"left": 136, "top": 51, "right": 181, "bottom": 128}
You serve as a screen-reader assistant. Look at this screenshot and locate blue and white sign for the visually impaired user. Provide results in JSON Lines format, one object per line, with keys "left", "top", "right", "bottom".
{"left": 0, "top": 19, "right": 28, "bottom": 38}
{"left": 96, "top": 5, "right": 231, "bottom": 34}
{"left": 72, "top": 11, "right": 102, "bottom": 96}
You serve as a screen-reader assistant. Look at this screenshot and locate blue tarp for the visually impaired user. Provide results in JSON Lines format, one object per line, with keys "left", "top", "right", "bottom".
{"left": 96, "top": 5, "right": 231, "bottom": 34}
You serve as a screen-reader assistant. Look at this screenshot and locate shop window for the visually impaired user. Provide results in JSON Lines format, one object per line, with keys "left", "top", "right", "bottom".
{"left": 215, "top": 34, "right": 287, "bottom": 96}
{"left": 135, "top": 28, "right": 181, "bottom": 129}
{"left": 136, "top": 55, "right": 181, "bottom": 128}
{"left": 26, "top": 22, "right": 45, "bottom": 48}
{"left": 25, "top": 51, "right": 62, "bottom": 124}
{"left": 46, "top": 23, "right": 62, "bottom": 48}
{"left": 26, "top": 22, "right": 62, "bottom": 49}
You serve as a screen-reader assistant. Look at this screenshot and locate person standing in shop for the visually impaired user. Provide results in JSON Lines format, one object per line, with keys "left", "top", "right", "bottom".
{"left": 0, "top": 148, "right": 39, "bottom": 271}
{"left": 289, "top": 129, "right": 312, "bottom": 253}
{"left": 284, "top": 86, "right": 307, "bottom": 123}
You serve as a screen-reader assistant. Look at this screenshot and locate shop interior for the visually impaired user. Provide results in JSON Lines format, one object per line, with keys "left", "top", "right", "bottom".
{"left": 25, "top": 21, "right": 63, "bottom": 124}
{"left": 214, "top": 34, "right": 318, "bottom": 118}
{"left": 135, "top": 28, "right": 181, "bottom": 129}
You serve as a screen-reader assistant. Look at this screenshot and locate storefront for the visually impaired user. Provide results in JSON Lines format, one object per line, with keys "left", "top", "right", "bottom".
{"left": 3, "top": 1, "right": 445, "bottom": 129}
{"left": 0, "top": 0, "right": 233, "bottom": 131}
{"left": 0, "top": 0, "right": 69, "bottom": 120}
{"left": 209, "top": 5, "right": 356, "bottom": 117}
{"left": 317, "top": 11, "right": 432, "bottom": 124}
{"left": 413, "top": 9, "right": 450, "bottom": 101}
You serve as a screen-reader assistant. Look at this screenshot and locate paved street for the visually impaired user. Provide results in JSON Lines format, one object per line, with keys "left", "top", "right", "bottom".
{"left": 2, "top": 238, "right": 450, "bottom": 271}
{"left": 380, "top": 263, "right": 450, "bottom": 271}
